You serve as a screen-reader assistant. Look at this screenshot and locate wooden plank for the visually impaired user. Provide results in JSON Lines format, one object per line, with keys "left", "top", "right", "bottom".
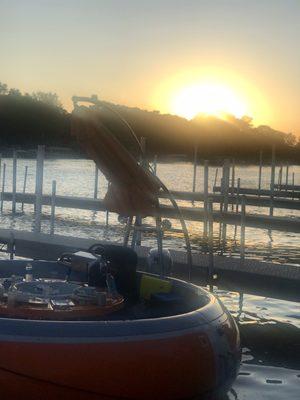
{"left": 275, "top": 184, "right": 300, "bottom": 191}
{"left": 213, "top": 186, "right": 300, "bottom": 199}
{"left": 4, "top": 188, "right": 300, "bottom": 212}
{"left": 1, "top": 191, "right": 300, "bottom": 232}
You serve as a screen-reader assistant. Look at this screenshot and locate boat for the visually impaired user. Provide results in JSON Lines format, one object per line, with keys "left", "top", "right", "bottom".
{"left": 0, "top": 96, "right": 240, "bottom": 399}
{"left": 0, "top": 247, "right": 240, "bottom": 400}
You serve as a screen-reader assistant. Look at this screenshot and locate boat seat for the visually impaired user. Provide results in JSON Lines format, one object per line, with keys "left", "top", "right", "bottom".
{"left": 150, "top": 292, "right": 182, "bottom": 304}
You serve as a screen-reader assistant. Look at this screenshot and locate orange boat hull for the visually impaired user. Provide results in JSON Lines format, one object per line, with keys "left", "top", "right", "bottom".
{"left": 0, "top": 262, "right": 240, "bottom": 399}
{"left": 0, "top": 332, "right": 216, "bottom": 400}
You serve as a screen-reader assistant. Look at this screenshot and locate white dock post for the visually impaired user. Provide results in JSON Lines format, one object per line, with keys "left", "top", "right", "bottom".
{"left": 234, "top": 178, "right": 241, "bottom": 238}
{"left": 192, "top": 145, "right": 198, "bottom": 195}
{"left": 236, "top": 178, "right": 241, "bottom": 213}
{"left": 208, "top": 199, "right": 214, "bottom": 291}
{"left": 213, "top": 167, "right": 219, "bottom": 188}
{"left": 278, "top": 164, "right": 283, "bottom": 189}
{"left": 240, "top": 196, "right": 246, "bottom": 262}
{"left": 34, "top": 145, "right": 45, "bottom": 233}
{"left": 285, "top": 163, "right": 289, "bottom": 189}
{"left": 0, "top": 153, "right": 2, "bottom": 185}
{"left": 258, "top": 150, "right": 262, "bottom": 196}
{"left": 50, "top": 180, "right": 56, "bottom": 235}
{"left": 219, "top": 177, "right": 224, "bottom": 211}
{"left": 221, "top": 160, "right": 230, "bottom": 210}
{"left": 203, "top": 160, "right": 209, "bottom": 239}
{"left": 221, "top": 160, "right": 230, "bottom": 248}
{"left": 94, "top": 163, "right": 99, "bottom": 199}
{"left": 292, "top": 172, "right": 295, "bottom": 200}
{"left": 21, "top": 165, "right": 28, "bottom": 212}
{"left": 231, "top": 159, "right": 235, "bottom": 211}
{"left": 12, "top": 150, "right": 17, "bottom": 214}
{"left": 0, "top": 163, "right": 6, "bottom": 213}
{"left": 270, "top": 145, "right": 276, "bottom": 216}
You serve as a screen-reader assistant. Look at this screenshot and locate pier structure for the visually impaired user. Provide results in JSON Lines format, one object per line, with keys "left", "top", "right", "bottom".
{"left": 0, "top": 228, "right": 298, "bottom": 302}
{"left": 0, "top": 145, "right": 299, "bottom": 301}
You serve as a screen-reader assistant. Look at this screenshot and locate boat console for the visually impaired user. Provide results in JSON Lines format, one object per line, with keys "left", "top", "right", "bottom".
{"left": 0, "top": 245, "right": 134, "bottom": 320}
{"left": 0, "top": 275, "right": 124, "bottom": 320}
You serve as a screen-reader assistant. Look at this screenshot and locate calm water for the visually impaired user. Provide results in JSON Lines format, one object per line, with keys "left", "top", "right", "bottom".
{"left": 0, "top": 158, "right": 299, "bottom": 399}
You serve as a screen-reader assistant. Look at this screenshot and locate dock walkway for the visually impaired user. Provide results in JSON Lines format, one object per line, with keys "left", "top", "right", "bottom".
{"left": 2, "top": 192, "right": 300, "bottom": 233}
{"left": 0, "top": 228, "right": 298, "bottom": 302}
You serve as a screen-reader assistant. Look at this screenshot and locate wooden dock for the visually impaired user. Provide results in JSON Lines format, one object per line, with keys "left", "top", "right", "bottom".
{"left": 0, "top": 228, "right": 299, "bottom": 302}
{"left": 213, "top": 185, "right": 300, "bottom": 199}
{"left": 274, "top": 184, "right": 300, "bottom": 191}
{"left": 2, "top": 191, "right": 300, "bottom": 233}
{"left": 1, "top": 147, "right": 300, "bottom": 303}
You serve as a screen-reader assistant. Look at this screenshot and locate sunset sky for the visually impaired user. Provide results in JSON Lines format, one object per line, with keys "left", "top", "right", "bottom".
{"left": 1, "top": 0, "right": 300, "bottom": 134}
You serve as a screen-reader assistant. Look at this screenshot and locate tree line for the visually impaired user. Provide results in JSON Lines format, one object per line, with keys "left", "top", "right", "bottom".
{"left": 0, "top": 82, "right": 299, "bottom": 163}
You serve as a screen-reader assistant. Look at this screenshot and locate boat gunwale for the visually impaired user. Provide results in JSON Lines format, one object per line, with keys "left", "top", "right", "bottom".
{"left": 0, "top": 260, "right": 225, "bottom": 341}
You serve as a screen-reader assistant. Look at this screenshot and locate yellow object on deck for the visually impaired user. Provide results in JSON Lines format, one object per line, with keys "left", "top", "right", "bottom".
{"left": 140, "top": 275, "right": 172, "bottom": 300}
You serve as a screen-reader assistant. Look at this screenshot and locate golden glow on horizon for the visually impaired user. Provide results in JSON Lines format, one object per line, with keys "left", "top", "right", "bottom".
{"left": 171, "top": 82, "right": 247, "bottom": 120}
{"left": 151, "top": 69, "right": 272, "bottom": 126}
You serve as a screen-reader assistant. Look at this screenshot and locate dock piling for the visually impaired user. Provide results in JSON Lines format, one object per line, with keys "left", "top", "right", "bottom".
{"left": 0, "top": 163, "right": 6, "bottom": 213}
{"left": 221, "top": 160, "right": 230, "bottom": 250}
{"left": 94, "top": 164, "right": 99, "bottom": 199}
{"left": 34, "top": 145, "right": 45, "bottom": 233}
{"left": 285, "top": 163, "right": 289, "bottom": 189}
{"left": 231, "top": 160, "right": 235, "bottom": 211}
{"left": 21, "top": 166, "right": 28, "bottom": 212}
{"left": 240, "top": 196, "right": 246, "bottom": 262}
{"left": 234, "top": 178, "right": 241, "bottom": 239}
{"left": 50, "top": 180, "right": 56, "bottom": 235}
{"left": 258, "top": 150, "right": 262, "bottom": 196}
{"left": 12, "top": 150, "right": 17, "bottom": 214}
{"left": 203, "top": 160, "right": 209, "bottom": 239}
{"left": 270, "top": 145, "right": 276, "bottom": 216}
{"left": 192, "top": 145, "right": 198, "bottom": 196}
{"left": 213, "top": 168, "right": 219, "bottom": 188}
{"left": 278, "top": 164, "right": 283, "bottom": 190}
{"left": 221, "top": 161, "right": 230, "bottom": 210}
{"left": 208, "top": 199, "right": 214, "bottom": 290}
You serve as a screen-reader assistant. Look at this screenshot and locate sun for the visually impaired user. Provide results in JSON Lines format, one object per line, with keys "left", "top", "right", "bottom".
{"left": 152, "top": 69, "right": 272, "bottom": 125}
{"left": 170, "top": 82, "right": 248, "bottom": 120}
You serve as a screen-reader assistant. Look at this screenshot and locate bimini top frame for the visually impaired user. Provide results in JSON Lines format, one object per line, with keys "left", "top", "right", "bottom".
{"left": 72, "top": 95, "right": 193, "bottom": 280}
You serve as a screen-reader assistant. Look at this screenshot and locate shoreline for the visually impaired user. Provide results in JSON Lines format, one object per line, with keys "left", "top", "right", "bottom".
{"left": 0, "top": 148, "right": 299, "bottom": 166}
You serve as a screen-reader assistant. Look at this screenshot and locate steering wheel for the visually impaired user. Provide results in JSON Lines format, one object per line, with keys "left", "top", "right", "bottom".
{"left": 88, "top": 243, "right": 107, "bottom": 258}
{"left": 88, "top": 244, "right": 111, "bottom": 275}
{"left": 57, "top": 252, "right": 76, "bottom": 267}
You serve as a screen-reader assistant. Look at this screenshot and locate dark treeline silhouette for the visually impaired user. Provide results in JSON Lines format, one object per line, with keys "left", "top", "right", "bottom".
{"left": 0, "top": 82, "right": 299, "bottom": 163}
{"left": 0, "top": 84, "right": 69, "bottom": 150}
